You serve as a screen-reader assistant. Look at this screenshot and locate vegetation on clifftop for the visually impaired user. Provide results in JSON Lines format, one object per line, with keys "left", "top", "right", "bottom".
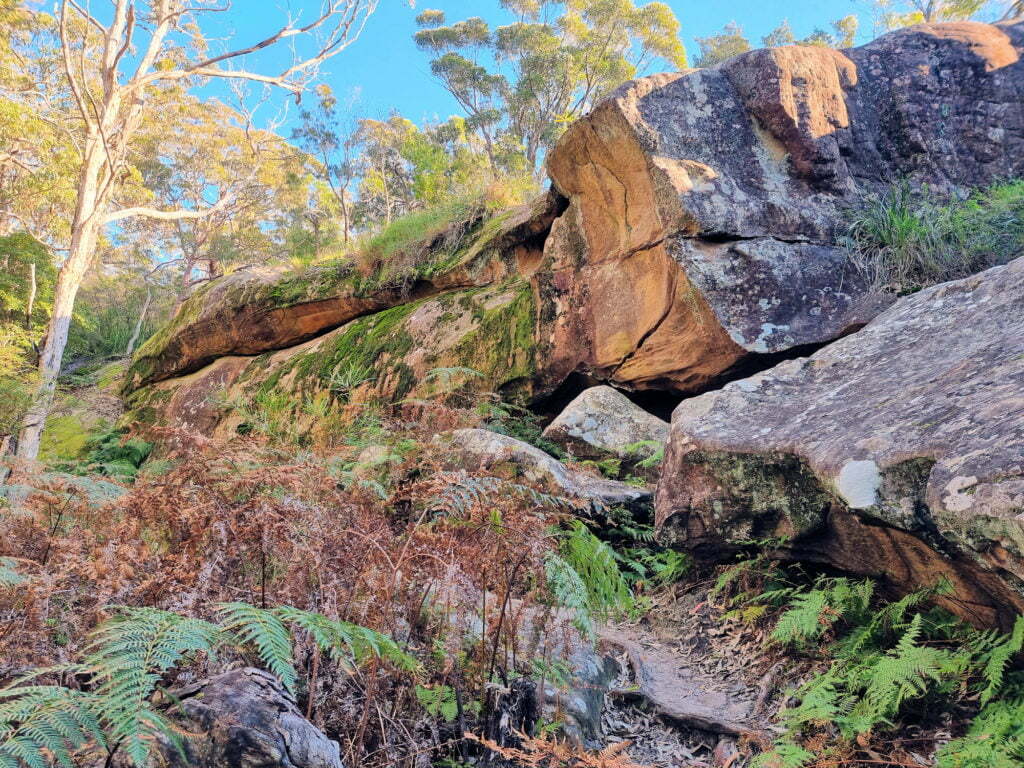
{"left": 845, "top": 179, "right": 1024, "bottom": 294}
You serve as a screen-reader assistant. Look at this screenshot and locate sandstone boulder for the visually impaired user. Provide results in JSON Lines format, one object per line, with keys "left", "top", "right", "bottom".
{"left": 122, "top": 281, "right": 540, "bottom": 438}
{"left": 157, "top": 667, "right": 343, "bottom": 768}
{"left": 540, "top": 20, "right": 1024, "bottom": 394}
{"left": 656, "top": 256, "right": 1024, "bottom": 628}
{"left": 543, "top": 386, "right": 668, "bottom": 474}
{"left": 124, "top": 193, "right": 561, "bottom": 392}
{"left": 123, "top": 21, "right": 1024, "bottom": 447}
{"left": 440, "top": 428, "right": 650, "bottom": 510}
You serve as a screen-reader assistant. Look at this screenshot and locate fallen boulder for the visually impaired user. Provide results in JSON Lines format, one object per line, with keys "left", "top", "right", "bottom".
{"left": 439, "top": 428, "right": 650, "bottom": 510}
{"left": 540, "top": 20, "right": 1024, "bottom": 393}
{"left": 543, "top": 386, "right": 668, "bottom": 479}
{"left": 656, "top": 256, "right": 1024, "bottom": 628}
{"left": 157, "top": 667, "right": 344, "bottom": 768}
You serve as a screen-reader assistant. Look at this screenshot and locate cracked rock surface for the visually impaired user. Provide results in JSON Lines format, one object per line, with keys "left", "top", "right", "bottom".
{"left": 541, "top": 20, "right": 1024, "bottom": 393}
{"left": 656, "top": 256, "right": 1024, "bottom": 629}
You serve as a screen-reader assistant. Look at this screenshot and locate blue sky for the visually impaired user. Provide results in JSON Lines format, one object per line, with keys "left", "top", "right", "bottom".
{"left": 209, "top": 0, "right": 1005, "bottom": 127}
{"left": 227, "top": 0, "right": 879, "bottom": 125}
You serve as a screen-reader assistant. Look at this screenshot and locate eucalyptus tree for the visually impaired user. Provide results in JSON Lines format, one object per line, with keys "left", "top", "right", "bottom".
{"left": 292, "top": 86, "right": 364, "bottom": 246}
{"left": 694, "top": 21, "right": 751, "bottom": 66}
{"left": 414, "top": 0, "right": 687, "bottom": 174}
{"left": 869, "top": 0, "right": 987, "bottom": 29}
{"left": 12, "top": 0, "right": 378, "bottom": 461}
{"left": 133, "top": 95, "right": 312, "bottom": 299}
{"left": 762, "top": 16, "right": 859, "bottom": 50}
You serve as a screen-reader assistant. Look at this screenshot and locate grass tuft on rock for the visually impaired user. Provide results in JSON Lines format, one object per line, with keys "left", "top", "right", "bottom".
{"left": 844, "top": 179, "right": 1024, "bottom": 294}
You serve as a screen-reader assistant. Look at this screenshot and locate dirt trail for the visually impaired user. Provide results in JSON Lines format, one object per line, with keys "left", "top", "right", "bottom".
{"left": 598, "top": 623, "right": 768, "bottom": 739}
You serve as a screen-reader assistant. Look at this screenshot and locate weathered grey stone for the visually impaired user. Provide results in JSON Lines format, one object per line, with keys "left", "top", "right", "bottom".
{"left": 543, "top": 386, "right": 669, "bottom": 462}
{"left": 656, "top": 256, "right": 1024, "bottom": 628}
{"left": 541, "top": 20, "right": 1024, "bottom": 393}
{"left": 158, "top": 667, "right": 344, "bottom": 768}
{"left": 440, "top": 428, "right": 650, "bottom": 509}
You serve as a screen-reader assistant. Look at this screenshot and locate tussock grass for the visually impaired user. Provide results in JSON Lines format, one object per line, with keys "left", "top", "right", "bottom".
{"left": 844, "top": 179, "right": 1024, "bottom": 294}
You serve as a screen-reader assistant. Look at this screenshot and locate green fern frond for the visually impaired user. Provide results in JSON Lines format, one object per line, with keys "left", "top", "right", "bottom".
{"left": 0, "top": 686, "right": 103, "bottom": 768}
{"left": 772, "top": 589, "right": 831, "bottom": 647}
{"left": 81, "top": 607, "right": 220, "bottom": 766}
{"left": 543, "top": 550, "right": 595, "bottom": 638}
{"left": 216, "top": 603, "right": 297, "bottom": 693}
{"left": 559, "top": 521, "right": 633, "bottom": 617}
{"left": 273, "top": 606, "right": 416, "bottom": 672}
{"left": 937, "top": 695, "right": 1024, "bottom": 767}
{"left": 422, "top": 366, "right": 483, "bottom": 383}
{"left": 750, "top": 738, "right": 817, "bottom": 768}
{"left": 976, "top": 615, "right": 1024, "bottom": 704}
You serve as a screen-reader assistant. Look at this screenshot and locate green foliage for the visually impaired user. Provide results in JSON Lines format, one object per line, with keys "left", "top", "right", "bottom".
{"left": 545, "top": 520, "right": 633, "bottom": 637}
{"left": 82, "top": 607, "right": 221, "bottom": 764}
{"left": 745, "top": 569, "right": 1024, "bottom": 767}
{"left": 623, "top": 439, "right": 664, "bottom": 469}
{"left": 0, "top": 234, "right": 54, "bottom": 331}
{"left": 845, "top": 179, "right": 1024, "bottom": 294}
{"left": 274, "top": 605, "right": 416, "bottom": 673}
{"left": 768, "top": 576, "right": 875, "bottom": 649}
{"left": 217, "top": 602, "right": 297, "bottom": 693}
{"left": 0, "top": 602, "right": 412, "bottom": 768}
{"left": 64, "top": 273, "right": 168, "bottom": 363}
{"left": 415, "top": 684, "right": 459, "bottom": 722}
{"left": 65, "top": 429, "right": 153, "bottom": 481}
{"left": 694, "top": 21, "right": 751, "bottom": 66}
{"left": 414, "top": 0, "right": 687, "bottom": 172}
{"left": 937, "top": 694, "right": 1024, "bottom": 767}
{"left": 0, "top": 685, "right": 103, "bottom": 768}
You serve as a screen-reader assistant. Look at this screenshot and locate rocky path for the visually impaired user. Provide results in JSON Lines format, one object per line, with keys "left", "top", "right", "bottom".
{"left": 598, "top": 624, "right": 767, "bottom": 739}
{"left": 585, "top": 586, "right": 796, "bottom": 767}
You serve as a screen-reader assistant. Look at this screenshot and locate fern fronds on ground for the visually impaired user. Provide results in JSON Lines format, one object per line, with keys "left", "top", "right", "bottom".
{"left": 937, "top": 694, "right": 1024, "bottom": 768}
{"left": 427, "top": 471, "right": 578, "bottom": 519}
{"left": 273, "top": 605, "right": 416, "bottom": 672}
{"left": 747, "top": 564, "right": 1024, "bottom": 768}
{"left": 544, "top": 550, "right": 597, "bottom": 637}
{"left": 0, "top": 686, "right": 103, "bottom": 768}
{"left": 81, "top": 607, "right": 221, "bottom": 765}
{"left": 0, "top": 601, "right": 412, "bottom": 768}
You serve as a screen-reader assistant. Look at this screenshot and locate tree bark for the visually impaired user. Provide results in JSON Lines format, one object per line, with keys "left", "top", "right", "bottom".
{"left": 124, "top": 282, "right": 152, "bottom": 358}
{"left": 25, "top": 263, "right": 36, "bottom": 330}
{"left": 17, "top": 137, "right": 105, "bottom": 460}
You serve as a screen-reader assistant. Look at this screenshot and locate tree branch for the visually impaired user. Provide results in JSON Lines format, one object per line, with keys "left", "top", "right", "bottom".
{"left": 102, "top": 194, "right": 234, "bottom": 225}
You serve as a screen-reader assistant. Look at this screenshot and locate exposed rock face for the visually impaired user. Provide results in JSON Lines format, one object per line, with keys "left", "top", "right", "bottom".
{"left": 123, "top": 21, "right": 1024, "bottom": 445}
{"left": 543, "top": 385, "right": 668, "bottom": 463}
{"left": 656, "top": 256, "right": 1024, "bottom": 628}
{"left": 157, "top": 667, "right": 344, "bottom": 768}
{"left": 541, "top": 19, "right": 1024, "bottom": 393}
{"left": 439, "top": 428, "right": 650, "bottom": 509}
{"left": 122, "top": 281, "right": 540, "bottom": 437}
{"left": 124, "top": 194, "right": 561, "bottom": 392}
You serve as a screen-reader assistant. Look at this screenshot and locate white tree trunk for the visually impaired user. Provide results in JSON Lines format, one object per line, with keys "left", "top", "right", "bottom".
{"left": 17, "top": 141, "right": 105, "bottom": 461}
{"left": 124, "top": 283, "right": 152, "bottom": 358}
{"left": 25, "top": 263, "right": 36, "bottom": 329}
